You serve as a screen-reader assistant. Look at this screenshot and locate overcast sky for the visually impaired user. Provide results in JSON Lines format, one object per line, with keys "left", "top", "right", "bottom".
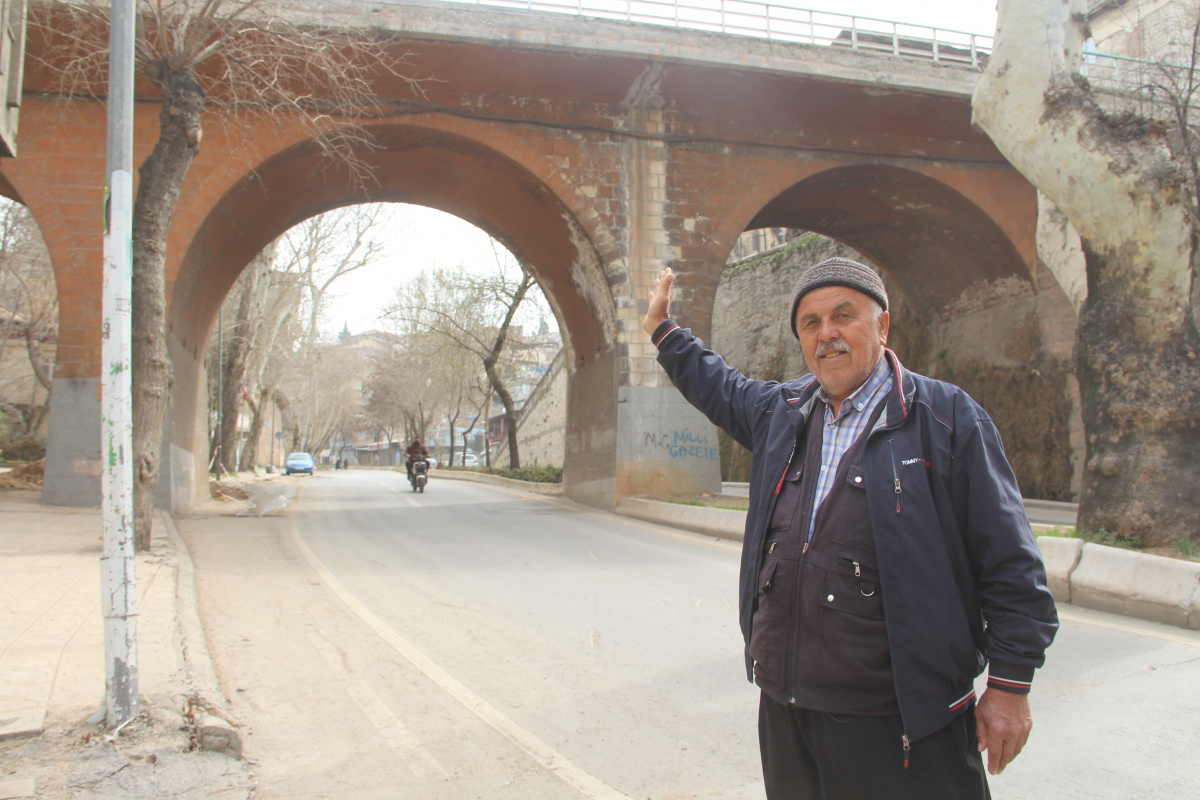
{"left": 323, "top": 1, "right": 999, "bottom": 334}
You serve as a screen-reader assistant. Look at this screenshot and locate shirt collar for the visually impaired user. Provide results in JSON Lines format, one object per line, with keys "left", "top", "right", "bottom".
{"left": 816, "top": 355, "right": 892, "bottom": 421}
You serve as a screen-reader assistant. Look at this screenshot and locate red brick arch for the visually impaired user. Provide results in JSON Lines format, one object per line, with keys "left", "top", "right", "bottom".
{"left": 169, "top": 123, "right": 616, "bottom": 370}
{"left": 0, "top": 157, "right": 93, "bottom": 376}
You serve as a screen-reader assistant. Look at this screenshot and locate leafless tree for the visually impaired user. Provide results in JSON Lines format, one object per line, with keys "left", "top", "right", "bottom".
{"left": 0, "top": 198, "right": 56, "bottom": 455}
{"left": 209, "top": 204, "right": 385, "bottom": 471}
{"left": 28, "top": 0, "right": 422, "bottom": 547}
{"left": 385, "top": 249, "right": 537, "bottom": 469}
{"left": 289, "top": 339, "right": 365, "bottom": 456}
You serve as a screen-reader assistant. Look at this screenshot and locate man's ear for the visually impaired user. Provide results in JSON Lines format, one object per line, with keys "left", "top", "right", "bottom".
{"left": 878, "top": 310, "right": 891, "bottom": 345}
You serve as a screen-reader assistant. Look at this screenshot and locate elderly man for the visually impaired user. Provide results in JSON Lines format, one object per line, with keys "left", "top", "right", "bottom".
{"left": 643, "top": 258, "right": 1057, "bottom": 799}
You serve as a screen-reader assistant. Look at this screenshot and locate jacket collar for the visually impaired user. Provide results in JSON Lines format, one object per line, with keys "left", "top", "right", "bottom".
{"left": 879, "top": 348, "right": 916, "bottom": 431}
{"left": 784, "top": 349, "right": 915, "bottom": 429}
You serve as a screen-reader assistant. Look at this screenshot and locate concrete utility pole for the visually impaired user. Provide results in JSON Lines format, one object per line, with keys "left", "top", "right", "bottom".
{"left": 100, "top": 0, "right": 139, "bottom": 728}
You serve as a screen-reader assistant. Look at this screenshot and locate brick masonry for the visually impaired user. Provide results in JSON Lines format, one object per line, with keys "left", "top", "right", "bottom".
{"left": 5, "top": 6, "right": 1046, "bottom": 509}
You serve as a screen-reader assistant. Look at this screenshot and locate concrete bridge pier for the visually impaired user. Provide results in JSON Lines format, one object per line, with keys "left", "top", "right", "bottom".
{"left": 42, "top": 378, "right": 102, "bottom": 506}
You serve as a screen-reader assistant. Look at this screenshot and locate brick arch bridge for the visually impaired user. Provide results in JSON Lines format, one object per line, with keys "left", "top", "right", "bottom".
{"left": 5, "top": 2, "right": 1046, "bottom": 510}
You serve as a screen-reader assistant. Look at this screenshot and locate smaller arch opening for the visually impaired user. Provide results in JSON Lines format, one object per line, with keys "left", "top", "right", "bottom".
{"left": 746, "top": 163, "right": 1034, "bottom": 317}
{"left": 0, "top": 196, "right": 57, "bottom": 462}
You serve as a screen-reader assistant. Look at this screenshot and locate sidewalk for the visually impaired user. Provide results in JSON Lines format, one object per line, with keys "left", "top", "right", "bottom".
{"left": 0, "top": 490, "right": 249, "bottom": 800}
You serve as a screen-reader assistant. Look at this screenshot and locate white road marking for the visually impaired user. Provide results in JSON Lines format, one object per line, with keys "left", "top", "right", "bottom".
{"left": 306, "top": 628, "right": 450, "bottom": 782}
{"left": 288, "top": 517, "right": 634, "bottom": 800}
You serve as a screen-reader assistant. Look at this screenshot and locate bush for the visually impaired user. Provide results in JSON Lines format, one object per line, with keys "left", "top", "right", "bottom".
{"left": 0, "top": 436, "right": 46, "bottom": 462}
{"left": 482, "top": 465, "right": 563, "bottom": 484}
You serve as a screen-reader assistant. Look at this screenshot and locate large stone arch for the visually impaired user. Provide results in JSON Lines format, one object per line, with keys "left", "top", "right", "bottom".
{"left": 163, "top": 124, "right": 619, "bottom": 508}
{"left": 744, "top": 163, "right": 1034, "bottom": 316}
{"left": 706, "top": 163, "right": 1081, "bottom": 501}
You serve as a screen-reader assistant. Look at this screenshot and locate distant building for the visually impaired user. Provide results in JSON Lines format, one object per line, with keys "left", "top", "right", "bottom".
{"left": 1088, "top": 0, "right": 1196, "bottom": 63}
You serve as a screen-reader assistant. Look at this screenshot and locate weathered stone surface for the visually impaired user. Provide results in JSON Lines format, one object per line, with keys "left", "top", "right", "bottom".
{"left": 710, "top": 234, "right": 1081, "bottom": 500}
{"left": 0, "top": 709, "right": 44, "bottom": 742}
{"left": 1035, "top": 536, "right": 1084, "bottom": 603}
{"left": 194, "top": 712, "right": 242, "bottom": 759}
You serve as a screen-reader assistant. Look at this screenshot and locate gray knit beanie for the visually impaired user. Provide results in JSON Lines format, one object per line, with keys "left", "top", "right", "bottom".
{"left": 788, "top": 257, "right": 888, "bottom": 339}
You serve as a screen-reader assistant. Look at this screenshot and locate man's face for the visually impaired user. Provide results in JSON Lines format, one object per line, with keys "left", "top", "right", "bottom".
{"left": 794, "top": 286, "right": 890, "bottom": 408}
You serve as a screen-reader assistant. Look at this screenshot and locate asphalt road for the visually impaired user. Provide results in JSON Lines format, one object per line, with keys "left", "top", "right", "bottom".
{"left": 181, "top": 469, "right": 1200, "bottom": 800}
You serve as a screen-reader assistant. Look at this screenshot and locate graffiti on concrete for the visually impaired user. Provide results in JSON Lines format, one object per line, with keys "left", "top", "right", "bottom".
{"left": 643, "top": 428, "right": 719, "bottom": 461}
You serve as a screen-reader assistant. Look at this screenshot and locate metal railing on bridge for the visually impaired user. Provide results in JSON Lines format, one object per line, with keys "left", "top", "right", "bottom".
{"left": 388, "top": 0, "right": 1196, "bottom": 109}
{"left": 439, "top": 0, "right": 993, "bottom": 68}
{"left": 1082, "top": 50, "right": 1199, "bottom": 123}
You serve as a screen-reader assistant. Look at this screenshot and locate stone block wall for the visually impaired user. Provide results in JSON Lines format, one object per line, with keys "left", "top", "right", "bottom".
{"left": 711, "top": 234, "right": 1083, "bottom": 501}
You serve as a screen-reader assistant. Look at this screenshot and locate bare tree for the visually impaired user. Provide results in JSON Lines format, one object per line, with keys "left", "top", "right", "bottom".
{"left": 434, "top": 345, "right": 487, "bottom": 468}
{"left": 29, "top": 0, "right": 421, "bottom": 548}
{"left": 211, "top": 243, "right": 275, "bottom": 473}
{"left": 386, "top": 251, "right": 536, "bottom": 469}
{"left": 362, "top": 343, "right": 409, "bottom": 448}
{"left": 209, "top": 205, "right": 385, "bottom": 471}
{"left": 974, "top": 0, "right": 1200, "bottom": 549}
{"left": 0, "top": 199, "right": 56, "bottom": 455}
{"left": 290, "top": 340, "right": 365, "bottom": 457}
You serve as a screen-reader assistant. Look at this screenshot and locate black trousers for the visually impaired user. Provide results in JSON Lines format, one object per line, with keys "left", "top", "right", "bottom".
{"left": 758, "top": 693, "right": 991, "bottom": 800}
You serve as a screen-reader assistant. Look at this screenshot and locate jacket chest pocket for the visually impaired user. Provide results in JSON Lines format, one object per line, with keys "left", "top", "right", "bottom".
{"left": 821, "top": 556, "right": 884, "bottom": 620}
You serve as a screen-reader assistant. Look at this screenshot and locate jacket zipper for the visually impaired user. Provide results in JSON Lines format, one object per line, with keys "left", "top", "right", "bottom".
{"left": 902, "top": 734, "right": 911, "bottom": 769}
{"left": 887, "top": 439, "right": 902, "bottom": 514}
{"left": 787, "top": 539, "right": 809, "bottom": 704}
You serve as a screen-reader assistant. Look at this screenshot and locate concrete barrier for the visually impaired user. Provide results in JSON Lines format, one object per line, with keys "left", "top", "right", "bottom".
{"left": 616, "top": 497, "right": 746, "bottom": 541}
{"left": 1069, "top": 543, "right": 1200, "bottom": 630}
{"left": 1035, "top": 536, "right": 1084, "bottom": 603}
{"left": 614, "top": 497, "right": 1200, "bottom": 630}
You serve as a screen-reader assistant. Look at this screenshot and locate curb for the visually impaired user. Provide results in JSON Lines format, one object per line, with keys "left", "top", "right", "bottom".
{"left": 1070, "top": 542, "right": 1200, "bottom": 630}
{"left": 161, "top": 513, "right": 244, "bottom": 757}
{"left": 1034, "top": 537, "right": 1083, "bottom": 604}
{"left": 418, "top": 468, "right": 565, "bottom": 496}
{"left": 617, "top": 497, "right": 746, "bottom": 541}
{"left": 616, "top": 498, "right": 1200, "bottom": 631}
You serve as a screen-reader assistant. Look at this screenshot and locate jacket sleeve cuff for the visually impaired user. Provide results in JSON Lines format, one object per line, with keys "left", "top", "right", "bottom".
{"left": 651, "top": 319, "right": 682, "bottom": 348}
{"left": 986, "top": 661, "right": 1035, "bottom": 694}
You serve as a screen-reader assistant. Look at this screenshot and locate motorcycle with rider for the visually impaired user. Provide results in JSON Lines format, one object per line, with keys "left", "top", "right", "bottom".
{"left": 405, "top": 437, "right": 430, "bottom": 493}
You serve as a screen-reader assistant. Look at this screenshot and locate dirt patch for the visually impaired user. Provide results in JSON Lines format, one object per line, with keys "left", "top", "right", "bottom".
{"left": 0, "top": 699, "right": 250, "bottom": 800}
{"left": 209, "top": 480, "right": 251, "bottom": 501}
{"left": 0, "top": 458, "right": 45, "bottom": 490}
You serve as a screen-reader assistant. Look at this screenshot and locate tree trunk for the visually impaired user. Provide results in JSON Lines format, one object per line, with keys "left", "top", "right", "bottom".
{"left": 482, "top": 268, "right": 533, "bottom": 470}
{"left": 973, "top": 0, "right": 1200, "bottom": 547}
{"left": 239, "top": 392, "right": 265, "bottom": 471}
{"left": 485, "top": 360, "right": 521, "bottom": 470}
{"left": 131, "top": 65, "right": 206, "bottom": 550}
{"left": 446, "top": 404, "right": 460, "bottom": 467}
{"left": 221, "top": 254, "right": 264, "bottom": 473}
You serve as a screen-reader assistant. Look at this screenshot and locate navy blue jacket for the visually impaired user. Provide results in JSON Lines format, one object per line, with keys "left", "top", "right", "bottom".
{"left": 654, "top": 321, "right": 1058, "bottom": 743}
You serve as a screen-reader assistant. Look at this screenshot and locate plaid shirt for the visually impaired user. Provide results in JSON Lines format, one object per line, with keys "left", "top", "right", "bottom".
{"left": 806, "top": 356, "right": 893, "bottom": 541}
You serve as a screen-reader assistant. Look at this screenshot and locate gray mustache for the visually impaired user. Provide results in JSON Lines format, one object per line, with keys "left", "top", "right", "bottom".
{"left": 814, "top": 340, "right": 850, "bottom": 358}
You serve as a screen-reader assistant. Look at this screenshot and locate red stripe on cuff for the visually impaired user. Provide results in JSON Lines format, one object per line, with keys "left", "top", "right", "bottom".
{"left": 653, "top": 323, "right": 681, "bottom": 346}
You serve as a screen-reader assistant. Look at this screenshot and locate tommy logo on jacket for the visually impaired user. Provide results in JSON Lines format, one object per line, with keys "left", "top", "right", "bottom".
{"left": 900, "top": 457, "right": 930, "bottom": 467}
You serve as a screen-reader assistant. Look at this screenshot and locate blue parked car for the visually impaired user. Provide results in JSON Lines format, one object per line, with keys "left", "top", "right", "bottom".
{"left": 284, "top": 452, "right": 314, "bottom": 476}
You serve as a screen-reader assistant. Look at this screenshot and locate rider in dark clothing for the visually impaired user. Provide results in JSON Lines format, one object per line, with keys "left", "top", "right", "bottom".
{"left": 405, "top": 438, "right": 429, "bottom": 480}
